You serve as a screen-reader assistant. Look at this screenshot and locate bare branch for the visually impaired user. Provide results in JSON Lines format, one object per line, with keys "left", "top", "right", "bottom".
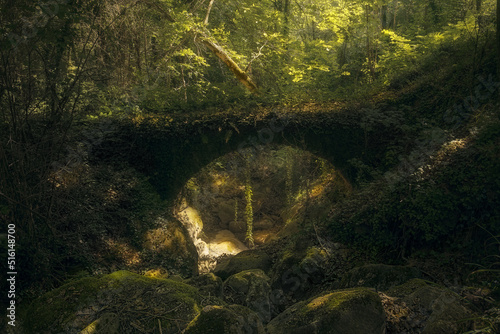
{"left": 245, "top": 41, "right": 268, "bottom": 73}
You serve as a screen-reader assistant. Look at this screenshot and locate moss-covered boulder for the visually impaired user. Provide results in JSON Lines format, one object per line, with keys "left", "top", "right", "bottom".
{"left": 186, "top": 273, "right": 223, "bottom": 298}
{"left": 214, "top": 249, "right": 272, "bottom": 280}
{"left": 383, "top": 279, "right": 474, "bottom": 333}
{"left": 20, "top": 270, "right": 207, "bottom": 334}
{"left": 340, "top": 264, "right": 421, "bottom": 291}
{"left": 223, "top": 269, "right": 272, "bottom": 323}
{"left": 80, "top": 313, "right": 120, "bottom": 334}
{"left": 142, "top": 218, "right": 198, "bottom": 276}
{"left": 270, "top": 246, "right": 329, "bottom": 305}
{"left": 183, "top": 304, "right": 265, "bottom": 334}
{"left": 266, "top": 288, "right": 386, "bottom": 334}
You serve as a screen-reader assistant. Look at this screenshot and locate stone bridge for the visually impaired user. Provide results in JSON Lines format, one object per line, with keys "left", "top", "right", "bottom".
{"left": 102, "top": 106, "right": 390, "bottom": 202}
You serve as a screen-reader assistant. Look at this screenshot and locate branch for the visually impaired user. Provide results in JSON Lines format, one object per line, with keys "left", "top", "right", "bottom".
{"left": 245, "top": 41, "right": 268, "bottom": 72}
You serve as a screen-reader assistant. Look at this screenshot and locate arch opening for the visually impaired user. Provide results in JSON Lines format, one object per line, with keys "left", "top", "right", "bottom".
{"left": 174, "top": 144, "right": 351, "bottom": 273}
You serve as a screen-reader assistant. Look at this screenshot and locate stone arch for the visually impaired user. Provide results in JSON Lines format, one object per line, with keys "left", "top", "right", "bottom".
{"left": 119, "top": 110, "right": 370, "bottom": 203}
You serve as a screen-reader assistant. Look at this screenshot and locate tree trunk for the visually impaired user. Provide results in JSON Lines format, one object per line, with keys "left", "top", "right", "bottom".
{"left": 381, "top": 5, "right": 388, "bottom": 30}
{"left": 147, "top": 0, "right": 259, "bottom": 94}
{"left": 393, "top": 0, "right": 398, "bottom": 28}
{"left": 204, "top": 0, "right": 215, "bottom": 25}
{"left": 283, "top": 0, "right": 290, "bottom": 36}
{"left": 477, "top": 0, "right": 483, "bottom": 29}
{"left": 497, "top": 0, "right": 500, "bottom": 81}
{"left": 200, "top": 35, "right": 259, "bottom": 94}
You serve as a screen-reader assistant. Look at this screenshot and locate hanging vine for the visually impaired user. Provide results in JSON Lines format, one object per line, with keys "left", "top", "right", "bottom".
{"left": 244, "top": 157, "right": 254, "bottom": 247}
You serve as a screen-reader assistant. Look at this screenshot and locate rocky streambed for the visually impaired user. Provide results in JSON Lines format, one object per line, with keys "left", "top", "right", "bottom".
{"left": 16, "top": 241, "right": 497, "bottom": 333}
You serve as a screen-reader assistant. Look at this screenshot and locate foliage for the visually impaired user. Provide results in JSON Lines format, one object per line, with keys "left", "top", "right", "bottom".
{"left": 328, "top": 116, "right": 500, "bottom": 262}
{"left": 1, "top": 0, "right": 500, "bottom": 300}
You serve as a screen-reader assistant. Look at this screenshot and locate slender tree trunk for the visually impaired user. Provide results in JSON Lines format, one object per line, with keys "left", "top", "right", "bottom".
{"left": 393, "top": 0, "right": 398, "bottom": 28}
{"left": 497, "top": 0, "right": 500, "bottom": 82}
{"left": 283, "top": 0, "right": 290, "bottom": 36}
{"left": 381, "top": 5, "right": 388, "bottom": 30}
{"left": 365, "top": 5, "right": 375, "bottom": 82}
{"left": 204, "top": 0, "right": 215, "bottom": 25}
{"left": 477, "top": 0, "right": 483, "bottom": 30}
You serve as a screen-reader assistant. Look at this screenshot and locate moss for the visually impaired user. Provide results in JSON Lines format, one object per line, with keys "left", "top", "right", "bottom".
{"left": 144, "top": 267, "right": 169, "bottom": 279}
{"left": 385, "top": 279, "right": 474, "bottom": 333}
{"left": 340, "top": 264, "right": 422, "bottom": 291}
{"left": 186, "top": 273, "right": 223, "bottom": 298}
{"left": 214, "top": 249, "right": 272, "bottom": 280}
{"left": 223, "top": 269, "right": 272, "bottom": 322}
{"left": 80, "top": 313, "right": 120, "bottom": 334}
{"left": 20, "top": 276, "right": 102, "bottom": 333}
{"left": 385, "top": 278, "right": 433, "bottom": 297}
{"left": 183, "top": 305, "right": 265, "bottom": 334}
{"left": 266, "top": 288, "right": 385, "bottom": 334}
{"left": 21, "top": 270, "right": 204, "bottom": 334}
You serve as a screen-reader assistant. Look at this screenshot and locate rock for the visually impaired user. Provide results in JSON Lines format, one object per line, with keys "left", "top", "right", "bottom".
{"left": 144, "top": 268, "right": 169, "bottom": 279}
{"left": 216, "top": 200, "right": 236, "bottom": 227}
{"left": 266, "top": 288, "right": 386, "bottom": 334}
{"left": 142, "top": 218, "right": 198, "bottom": 276}
{"left": 223, "top": 269, "right": 272, "bottom": 323}
{"left": 340, "top": 264, "right": 421, "bottom": 291}
{"left": 169, "top": 274, "right": 184, "bottom": 282}
{"left": 253, "top": 230, "right": 275, "bottom": 245}
{"left": 207, "top": 230, "right": 248, "bottom": 257}
{"left": 299, "top": 247, "right": 329, "bottom": 284}
{"left": 270, "top": 246, "right": 329, "bottom": 303}
{"left": 383, "top": 279, "right": 474, "bottom": 333}
{"left": 80, "top": 313, "right": 119, "bottom": 334}
{"left": 254, "top": 218, "right": 274, "bottom": 230}
{"left": 21, "top": 270, "right": 206, "bottom": 334}
{"left": 214, "top": 249, "right": 272, "bottom": 280}
{"left": 183, "top": 305, "right": 265, "bottom": 334}
{"left": 186, "top": 273, "right": 223, "bottom": 298}
{"left": 228, "top": 220, "right": 246, "bottom": 234}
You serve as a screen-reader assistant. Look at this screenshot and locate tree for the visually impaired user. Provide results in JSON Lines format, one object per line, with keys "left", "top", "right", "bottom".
{"left": 498, "top": 0, "right": 500, "bottom": 79}
{"left": 145, "top": 0, "right": 259, "bottom": 94}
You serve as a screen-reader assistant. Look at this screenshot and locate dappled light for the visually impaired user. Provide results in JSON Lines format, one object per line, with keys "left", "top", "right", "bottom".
{"left": 174, "top": 145, "right": 350, "bottom": 273}
{"left": 104, "top": 238, "right": 141, "bottom": 267}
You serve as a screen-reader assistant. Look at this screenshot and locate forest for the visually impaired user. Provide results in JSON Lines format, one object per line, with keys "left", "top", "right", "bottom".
{"left": 1, "top": 0, "right": 500, "bottom": 333}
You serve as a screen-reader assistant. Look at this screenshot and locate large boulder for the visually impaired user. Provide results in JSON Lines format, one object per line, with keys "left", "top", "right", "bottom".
{"left": 80, "top": 313, "right": 120, "bottom": 334}
{"left": 186, "top": 273, "right": 223, "bottom": 298}
{"left": 183, "top": 304, "right": 265, "bottom": 334}
{"left": 340, "top": 264, "right": 421, "bottom": 291}
{"left": 266, "top": 288, "right": 386, "bottom": 334}
{"left": 270, "top": 246, "right": 329, "bottom": 304}
{"left": 207, "top": 230, "right": 248, "bottom": 257}
{"left": 383, "top": 279, "right": 474, "bottom": 334}
{"left": 142, "top": 218, "right": 198, "bottom": 276}
{"left": 223, "top": 269, "right": 272, "bottom": 323}
{"left": 214, "top": 249, "right": 272, "bottom": 280}
{"left": 215, "top": 200, "right": 237, "bottom": 228}
{"left": 20, "top": 270, "right": 206, "bottom": 334}
{"left": 228, "top": 220, "right": 247, "bottom": 234}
